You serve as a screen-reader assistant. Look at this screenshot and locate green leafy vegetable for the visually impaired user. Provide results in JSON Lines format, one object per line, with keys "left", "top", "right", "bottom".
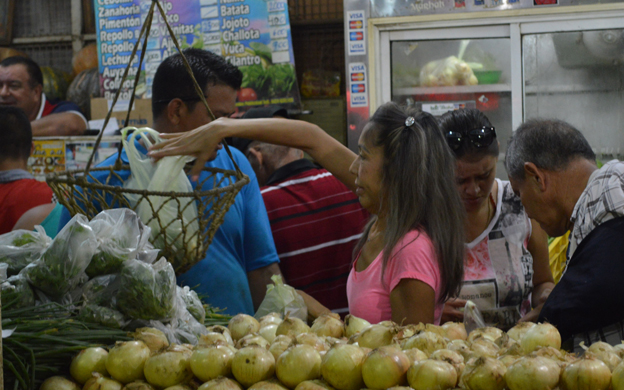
{"left": 179, "top": 286, "right": 206, "bottom": 324}
{"left": 241, "top": 64, "right": 270, "bottom": 93}
{"left": 250, "top": 42, "right": 273, "bottom": 63}
{"left": 268, "top": 63, "right": 297, "bottom": 96}
{"left": 77, "top": 304, "right": 127, "bottom": 329}
{"left": 1, "top": 275, "right": 35, "bottom": 310}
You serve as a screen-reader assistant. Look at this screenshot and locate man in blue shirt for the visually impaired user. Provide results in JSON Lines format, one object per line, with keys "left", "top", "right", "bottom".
{"left": 59, "top": 49, "right": 282, "bottom": 315}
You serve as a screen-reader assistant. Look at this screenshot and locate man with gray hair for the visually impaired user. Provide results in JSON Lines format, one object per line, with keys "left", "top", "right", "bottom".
{"left": 505, "top": 118, "right": 624, "bottom": 350}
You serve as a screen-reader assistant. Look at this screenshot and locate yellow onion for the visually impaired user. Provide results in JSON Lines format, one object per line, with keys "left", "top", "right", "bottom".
{"left": 424, "top": 324, "right": 447, "bottom": 338}
{"left": 229, "top": 314, "right": 261, "bottom": 341}
{"left": 520, "top": 323, "right": 561, "bottom": 354}
{"left": 407, "top": 360, "right": 457, "bottom": 390}
{"left": 430, "top": 349, "right": 465, "bottom": 377}
{"left": 296, "top": 333, "right": 330, "bottom": 353}
{"left": 325, "top": 337, "right": 348, "bottom": 347}
{"left": 460, "top": 357, "right": 506, "bottom": 390}
{"left": 232, "top": 345, "right": 276, "bottom": 387}
{"left": 294, "top": 379, "right": 336, "bottom": 390}
{"left": 122, "top": 380, "right": 155, "bottom": 390}
{"left": 248, "top": 378, "right": 290, "bottom": 390}
{"left": 207, "top": 325, "right": 235, "bottom": 345}
{"left": 163, "top": 385, "right": 192, "bottom": 390}
{"left": 403, "top": 348, "right": 428, "bottom": 365}
{"left": 276, "top": 317, "right": 311, "bottom": 338}
{"left": 441, "top": 322, "right": 467, "bottom": 341}
{"left": 357, "top": 324, "right": 397, "bottom": 350}
{"left": 344, "top": 315, "right": 371, "bottom": 338}
{"left": 321, "top": 344, "right": 366, "bottom": 390}
{"left": 190, "top": 344, "right": 235, "bottom": 382}
{"left": 40, "top": 376, "right": 82, "bottom": 390}
{"left": 403, "top": 331, "right": 447, "bottom": 356}
{"left": 379, "top": 320, "right": 397, "bottom": 327}
{"left": 470, "top": 336, "right": 500, "bottom": 358}
{"left": 83, "top": 373, "right": 123, "bottom": 390}
{"left": 361, "top": 346, "right": 410, "bottom": 389}
{"left": 447, "top": 339, "right": 472, "bottom": 361}
{"left": 612, "top": 361, "right": 624, "bottom": 390}
{"left": 276, "top": 344, "right": 322, "bottom": 388}
{"left": 259, "top": 325, "right": 279, "bottom": 343}
{"left": 497, "top": 355, "right": 519, "bottom": 368}
{"left": 237, "top": 333, "right": 271, "bottom": 349}
{"left": 396, "top": 324, "right": 425, "bottom": 340}
{"left": 467, "top": 327, "right": 504, "bottom": 343}
{"left": 144, "top": 345, "right": 192, "bottom": 388}
{"left": 495, "top": 333, "right": 516, "bottom": 349}
{"left": 200, "top": 332, "right": 231, "bottom": 347}
{"left": 259, "top": 313, "right": 284, "bottom": 327}
{"left": 270, "top": 337, "right": 295, "bottom": 361}
{"left": 561, "top": 355, "right": 611, "bottom": 390}
{"left": 311, "top": 313, "right": 344, "bottom": 338}
{"left": 70, "top": 347, "right": 109, "bottom": 384}
{"left": 614, "top": 344, "right": 624, "bottom": 359}
{"left": 387, "top": 387, "right": 414, "bottom": 390}
{"left": 505, "top": 356, "right": 561, "bottom": 390}
{"left": 499, "top": 342, "right": 524, "bottom": 358}
{"left": 131, "top": 328, "right": 170, "bottom": 352}
{"left": 507, "top": 322, "right": 536, "bottom": 342}
{"left": 589, "top": 350, "right": 622, "bottom": 372}
{"left": 106, "top": 341, "right": 151, "bottom": 384}
{"left": 198, "top": 377, "right": 243, "bottom": 390}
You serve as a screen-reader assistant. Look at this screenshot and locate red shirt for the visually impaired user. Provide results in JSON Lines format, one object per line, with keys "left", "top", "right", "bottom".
{"left": 0, "top": 178, "right": 54, "bottom": 234}
{"left": 261, "top": 160, "right": 369, "bottom": 312}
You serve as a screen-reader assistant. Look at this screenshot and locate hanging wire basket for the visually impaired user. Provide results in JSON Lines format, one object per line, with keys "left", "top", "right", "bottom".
{"left": 46, "top": 0, "right": 249, "bottom": 275}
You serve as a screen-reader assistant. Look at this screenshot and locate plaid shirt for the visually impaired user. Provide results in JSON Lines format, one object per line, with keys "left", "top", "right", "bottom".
{"left": 569, "top": 160, "right": 624, "bottom": 257}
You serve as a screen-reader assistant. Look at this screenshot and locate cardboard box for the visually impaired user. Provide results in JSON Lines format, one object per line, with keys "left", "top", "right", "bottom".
{"left": 90, "top": 98, "right": 153, "bottom": 129}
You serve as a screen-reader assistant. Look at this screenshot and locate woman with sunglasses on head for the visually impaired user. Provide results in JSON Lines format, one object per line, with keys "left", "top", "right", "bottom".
{"left": 438, "top": 109, "right": 554, "bottom": 329}
{"left": 149, "top": 102, "right": 465, "bottom": 325}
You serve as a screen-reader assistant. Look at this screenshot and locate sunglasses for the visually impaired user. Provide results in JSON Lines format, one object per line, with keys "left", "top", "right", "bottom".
{"left": 445, "top": 126, "right": 496, "bottom": 150}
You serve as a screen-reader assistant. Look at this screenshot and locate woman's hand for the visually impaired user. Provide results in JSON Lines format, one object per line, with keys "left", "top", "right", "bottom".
{"left": 149, "top": 118, "right": 230, "bottom": 179}
{"left": 441, "top": 298, "right": 467, "bottom": 323}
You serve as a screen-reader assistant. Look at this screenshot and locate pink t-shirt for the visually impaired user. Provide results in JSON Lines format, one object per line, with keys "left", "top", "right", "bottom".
{"left": 346, "top": 230, "right": 443, "bottom": 325}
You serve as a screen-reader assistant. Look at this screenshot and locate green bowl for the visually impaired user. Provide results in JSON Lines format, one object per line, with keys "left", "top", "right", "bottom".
{"left": 473, "top": 70, "right": 502, "bottom": 85}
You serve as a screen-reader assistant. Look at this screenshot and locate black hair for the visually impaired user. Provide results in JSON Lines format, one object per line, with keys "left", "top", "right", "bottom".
{"left": 0, "top": 106, "right": 33, "bottom": 163}
{"left": 151, "top": 49, "right": 243, "bottom": 120}
{"left": 505, "top": 119, "right": 596, "bottom": 181}
{"left": 0, "top": 56, "right": 43, "bottom": 89}
{"left": 231, "top": 106, "right": 290, "bottom": 153}
{"left": 438, "top": 108, "right": 498, "bottom": 160}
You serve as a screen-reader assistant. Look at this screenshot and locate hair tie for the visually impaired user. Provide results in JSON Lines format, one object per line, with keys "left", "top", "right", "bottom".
{"left": 405, "top": 116, "right": 415, "bottom": 127}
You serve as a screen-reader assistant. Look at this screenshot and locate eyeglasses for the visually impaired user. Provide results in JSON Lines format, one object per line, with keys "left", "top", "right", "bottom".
{"left": 445, "top": 126, "right": 497, "bottom": 150}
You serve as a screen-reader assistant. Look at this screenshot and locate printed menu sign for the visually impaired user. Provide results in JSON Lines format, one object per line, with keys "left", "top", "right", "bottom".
{"left": 94, "top": 0, "right": 301, "bottom": 112}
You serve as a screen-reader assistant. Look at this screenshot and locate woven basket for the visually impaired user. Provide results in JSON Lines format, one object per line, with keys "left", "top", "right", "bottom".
{"left": 47, "top": 0, "right": 250, "bottom": 275}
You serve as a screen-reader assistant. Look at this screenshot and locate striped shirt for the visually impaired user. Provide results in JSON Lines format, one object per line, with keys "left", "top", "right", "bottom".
{"left": 261, "top": 159, "right": 369, "bottom": 313}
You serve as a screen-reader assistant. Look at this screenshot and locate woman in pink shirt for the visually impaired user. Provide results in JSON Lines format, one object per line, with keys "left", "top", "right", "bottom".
{"left": 149, "top": 102, "right": 466, "bottom": 325}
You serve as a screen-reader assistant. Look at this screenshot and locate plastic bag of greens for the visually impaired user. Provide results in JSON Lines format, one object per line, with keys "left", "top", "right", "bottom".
{"left": 81, "top": 274, "right": 120, "bottom": 307}
{"left": 1, "top": 275, "right": 35, "bottom": 309}
{"left": 21, "top": 214, "right": 98, "bottom": 299}
{"left": 0, "top": 227, "right": 51, "bottom": 276}
{"left": 0, "top": 263, "right": 7, "bottom": 282}
{"left": 254, "top": 275, "right": 307, "bottom": 321}
{"left": 86, "top": 209, "right": 151, "bottom": 278}
{"left": 78, "top": 304, "right": 128, "bottom": 329}
{"left": 117, "top": 258, "right": 177, "bottom": 321}
{"left": 121, "top": 127, "right": 201, "bottom": 264}
{"left": 178, "top": 286, "right": 205, "bottom": 324}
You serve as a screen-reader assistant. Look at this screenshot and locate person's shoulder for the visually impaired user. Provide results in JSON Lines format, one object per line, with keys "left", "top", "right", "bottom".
{"left": 208, "top": 147, "right": 256, "bottom": 177}
{"left": 396, "top": 229, "right": 435, "bottom": 253}
{"left": 47, "top": 99, "right": 83, "bottom": 115}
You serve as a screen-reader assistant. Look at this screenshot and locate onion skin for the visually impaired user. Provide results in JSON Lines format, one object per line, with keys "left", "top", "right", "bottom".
{"left": 122, "top": 380, "right": 156, "bottom": 390}
{"left": 83, "top": 373, "right": 124, "bottom": 390}
{"left": 200, "top": 332, "right": 231, "bottom": 347}
{"left": 229, "top": 314, "right": 261, "bottom": 342}
{"left": 248, "top": 378, "right": 290, "bottom": 390}
{"left": 560, "top": 356, "right": 612, "bottom": 390}
{"left": 131, "top": 328, "right": 170, "bottom": 352}
{"left": 198, "top": 377, "right": 244, "bottom": 390}
{"left": 467, "top": 327, "right": 504, "bottom": 343}
{"left": 612, "top": 361, "right": 624, "bottom": 390}
{"left": 40, "top": 376, "right": 82, "bottom": 390}
{"left": 237, "top": 334, "right": 271, "bottom": 349}
{"left": 407, "top": 359, "right": 457, "bottom": 390}
{"left": 232, "top": 346, "right": 276, "bottom": 388}
{"left": 106, "top": 341, "right": 151, "bottom": 384}
{"left": 358, "top": 325, "right": 397, "bottom": 350}
{"left": 276, "top": 345, "right": 322, "bottom": 388}
{"left": 461, "top": 357, "right": 507, "bottom": 390}
{"left": 143, "top": 347, "right": 193, "bottom": 388}
{"left": 441, "top": 322, "right": 468, "bottom": 341}
{"left": 294, "top": 379, "right": 336, "bottom": 390}
{"left": 403, "top": 348, "right": 428, "bottom": 365}
{"left": 402, "top": 331, "right": 447, "bottom": 356}
{"left": 70, "top": 347, "right": 109, "bottom": 384}
{"left": 207, "top": 325, "right": 235, "bottom": 345}
{"left": 507, "top": 322, "right": 536, "bottom": 342}
{"left": 259, "top": 325, "right": 279, "bottom": 343}
{"left": 190, "top": 344, "right": 235, "bottom": 382}
{"left": 520, "top": 323, "right": 561, "bottom": 354}
{"left": 361, "top": 347, "right": 410, "bottom": 390}
{"left": 470, "top": 336, "right": 500, "bottom": 358}
{"left": 430, "top": 349, "right": 465, "bottom": 377}
{"left": 311, "top": 314, "right": 344, "bottom": 338}
{"left": 259, "top": 313, "right": 284, "bottom": 328}
{"left": 276, "top": 317, "right": 311, "bottom": 338}
{"left": 296, "top": 333, "right": 330, "bottom": 353}
{"left": 344, "top": 315, "right": 371, "bottom": 338}
{"left": 321, "top": 344, "right": 366, "bottom": 390}
{"left": 505, "top": 356, "right": 561, "bottom": 390}
{"left": 270, "top": 340, "right": 293, "bottom": 361}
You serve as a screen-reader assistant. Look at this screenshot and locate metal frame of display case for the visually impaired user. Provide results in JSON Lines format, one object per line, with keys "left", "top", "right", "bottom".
{"left": 367, "top": 3, "right": 624, "bottom": 138}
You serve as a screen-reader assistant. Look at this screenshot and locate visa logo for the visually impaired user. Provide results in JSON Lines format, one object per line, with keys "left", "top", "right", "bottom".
{"left": 350, "top": 64, "right": 365, "bottom": 72}
{"left": 350, "top": 32, "right": 364, "bottom": 41}
{"left": 348, "top": 11, "right": 364, "bottom": 19}
{"left": 351, "top": 84, "right": 366, "bottom": 93}
{"left": 349, "top": 20, "right": 363, "bottom": 29}
{"left": 351, "top": 73, "right": 365, "bottom": 82}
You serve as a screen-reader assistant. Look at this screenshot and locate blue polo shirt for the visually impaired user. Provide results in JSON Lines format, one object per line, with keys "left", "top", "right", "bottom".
{"left": 58, "top": 146, "right": 279, "bottom": 315}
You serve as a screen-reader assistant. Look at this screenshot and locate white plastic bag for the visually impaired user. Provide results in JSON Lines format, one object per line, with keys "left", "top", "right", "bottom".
{"left": 255, "top": 275, "right": 307, "bottom": 321}
{"left": 0, "top": 227, "right": 51, "bottom": 276}
{"left": 121, "top": 127, "right": 200, "bottom": 262}
{"left": 463, "top": 300, "right": 487, "bottom": 335}
{"left": 420, "top": 56, "right": 478, "bottom": 87}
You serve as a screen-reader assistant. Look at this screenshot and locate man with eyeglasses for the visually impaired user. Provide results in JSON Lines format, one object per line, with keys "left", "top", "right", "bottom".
{"left": 57, "top": 49, "right": 282, "bottom": 315}
{"left": 506, "top": 119, "right": 624, "bottom": 351}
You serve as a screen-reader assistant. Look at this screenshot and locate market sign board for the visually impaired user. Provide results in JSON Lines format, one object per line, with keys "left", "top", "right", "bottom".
{"left": 94, "top": 0, "right": 301, "bottom": 112}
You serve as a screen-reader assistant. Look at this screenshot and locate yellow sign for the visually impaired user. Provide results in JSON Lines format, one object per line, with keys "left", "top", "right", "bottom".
{"left": 29, "top": 140, "right": 66, "bottom": 177}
